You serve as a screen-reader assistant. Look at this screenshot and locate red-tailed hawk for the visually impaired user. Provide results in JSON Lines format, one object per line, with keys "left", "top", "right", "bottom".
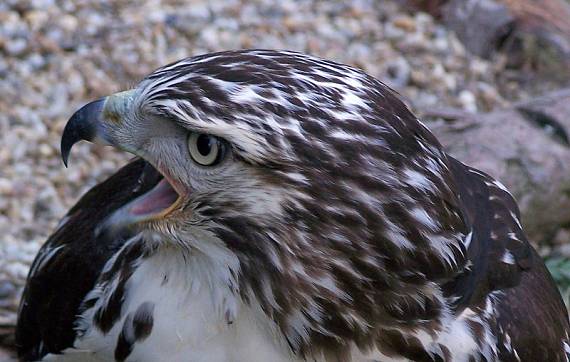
{"left": 16, "top": 50, "right": 570, "bottom": 361}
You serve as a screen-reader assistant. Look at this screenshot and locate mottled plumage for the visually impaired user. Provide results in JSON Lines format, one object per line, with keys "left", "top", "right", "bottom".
{"left": 16, "top": 50, "right": 570, "bottom": 361}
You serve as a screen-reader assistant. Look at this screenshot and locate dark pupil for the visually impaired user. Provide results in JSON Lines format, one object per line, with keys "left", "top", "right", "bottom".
{"left": 196, "top": 134, "right": 213, "bottom": 156}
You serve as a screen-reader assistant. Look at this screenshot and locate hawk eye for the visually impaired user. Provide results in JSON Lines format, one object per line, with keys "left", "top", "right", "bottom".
{"left": 187, "top": 133, "right": 224, "bottom": 166}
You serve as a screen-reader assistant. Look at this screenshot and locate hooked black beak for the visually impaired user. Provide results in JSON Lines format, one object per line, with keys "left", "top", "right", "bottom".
{"left": 61, "top": 98, "right": 107, "bottom": 167}
{"left": 60, "top": 90, "right": 183, "bottom": 233}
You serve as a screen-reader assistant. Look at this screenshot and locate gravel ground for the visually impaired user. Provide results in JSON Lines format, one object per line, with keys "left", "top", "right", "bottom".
{"left": 0, "top": 0, "right": 561, "bottom": 349}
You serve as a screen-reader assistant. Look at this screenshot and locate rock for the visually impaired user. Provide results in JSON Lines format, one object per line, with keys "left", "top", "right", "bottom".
{"left": 392, "top": 15, "right": 417, "bottom": 32}
{"left": 385, "top": 57, "right": 411, "bottom": 88}
{"left": 442, "top": 0, "right": 515, "bottom": 58}
{"left": 425, "top": 88, "right": 570, "bottom": 245}
{"left": 458, "top": 89, "right": 477, "bottom": 112}
{"left": 0, "top": 282, "right": 15, "bottom": 300}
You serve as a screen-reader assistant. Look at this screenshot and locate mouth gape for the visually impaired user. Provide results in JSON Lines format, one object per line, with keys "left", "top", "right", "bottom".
{"left": 129, "top": 161, "right": 181, "bottom": 218}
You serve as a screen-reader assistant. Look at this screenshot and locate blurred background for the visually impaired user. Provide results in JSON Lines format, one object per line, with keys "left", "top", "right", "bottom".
{"left": 1, "top": 0, "right": 570, "bottom": 356}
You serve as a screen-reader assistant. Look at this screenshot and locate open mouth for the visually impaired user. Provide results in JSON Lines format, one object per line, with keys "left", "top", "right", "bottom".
{"left": 129, "top": 161, "right": 181, "bottom": 218}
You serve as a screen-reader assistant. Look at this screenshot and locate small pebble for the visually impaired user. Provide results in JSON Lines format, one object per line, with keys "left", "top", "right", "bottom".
{"left": 458, "top": 90, "right": 478, "bottom": 113}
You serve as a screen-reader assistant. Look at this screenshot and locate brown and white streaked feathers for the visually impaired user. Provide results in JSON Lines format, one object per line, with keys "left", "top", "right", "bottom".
{"left": 16, "top": 50, "right": 570, "bottom": 361}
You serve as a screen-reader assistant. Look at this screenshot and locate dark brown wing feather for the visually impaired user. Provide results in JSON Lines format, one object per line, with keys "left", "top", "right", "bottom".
{"left": 495, "top": 248, "right": 570, "bottom": 361}
{"left": 15, "top": 159, "right": 154, "bottom": 361}
{"left": 446, "top": 156, "right": 570, "bottom": 359}
{"left": 443, "top": 157, "right": 532, "bottom": 310}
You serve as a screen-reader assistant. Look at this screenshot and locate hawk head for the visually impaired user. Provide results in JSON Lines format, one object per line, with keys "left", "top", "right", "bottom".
{"left": 62, "top": 50, "right": 468, "bottom": 354}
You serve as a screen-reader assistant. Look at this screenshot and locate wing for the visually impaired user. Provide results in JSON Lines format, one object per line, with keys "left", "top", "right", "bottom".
{"left": 15, "top": 159, "right": 159, "bottom": 361}
{"left": 494, "top": 248, "right": 570, "bottom": 360}
{"left": 442, "top": 156, "right": 533, "bottom": 310}
{"left": 444, "top": 156, "right": 570, "bottom": 358}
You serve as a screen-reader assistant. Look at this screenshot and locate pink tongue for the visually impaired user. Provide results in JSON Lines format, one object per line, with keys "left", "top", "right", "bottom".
{"left": 130, "top": 179, "right": 179, "bottom": 216}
